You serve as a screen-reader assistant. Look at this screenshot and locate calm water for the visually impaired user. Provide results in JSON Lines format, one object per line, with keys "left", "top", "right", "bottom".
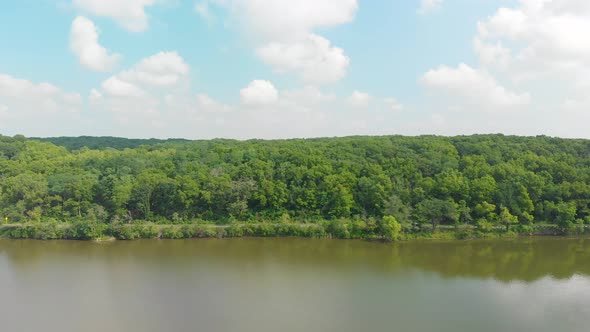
{"left": 1, "top": 237, "right": 589, "bottom": 332}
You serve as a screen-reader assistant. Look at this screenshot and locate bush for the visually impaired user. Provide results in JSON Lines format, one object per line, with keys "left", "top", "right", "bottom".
{"left": 226, "top": 224, "right": 245, "bottom": 237}
{"left": 66, "top": 221, "right": 107, "bottom": 240}
{"left": 161, "top": 226, "right": 185, "bottom": 239}
{"left": 180, "top": 224, "right": 199, "bottom": 238}
{"left": 110, "top": 224, "right": 141, "bottom": 240}
{"left": 476, "top": 219, "right": 494, "bottom": 233}
{"left": 350, "top": 220, "right": 368, "bottom": 238}
{"left": 455, "top": 228, "right": 474, "bottom": 240}
{"left": 35, "top": 223, "right": 66, "bottom": 240}
{"left": 327, "top": 219, "right": 350, "bottom": 239}
{"left": 379, "top": 216, "right": 402, "bottom": 241}
{"left": 514, "top": 224, "right": 534, "bottom": 235}
{"left": 139, "top": 224, "right": 160, "bottom": 238}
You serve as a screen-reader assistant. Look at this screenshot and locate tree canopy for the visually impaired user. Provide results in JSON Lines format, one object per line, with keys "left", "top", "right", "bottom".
{"left": 2, "top": 134, "right": 590, "bottom": 232}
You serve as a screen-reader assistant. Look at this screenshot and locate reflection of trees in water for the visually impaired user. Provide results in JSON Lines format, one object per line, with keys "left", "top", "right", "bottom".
{"left": 0, "top": 238, "right": 589, "bottom": 282}
{"left": 397, "top": 238, "right": 590, "bottom": 282}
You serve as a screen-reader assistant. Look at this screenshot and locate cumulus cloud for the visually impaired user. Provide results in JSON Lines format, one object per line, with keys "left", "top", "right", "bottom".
{"left": 417, "top": 0, "right": 590, "bottom": 126}
{"left": 117, "top": 51, "right": 190, "bottom": 86}
{"left": 82, "top": 62, "right": 410, "bottom": 139}
{"left": 227, "top": 0, "right": 358, "bottom": 40}
{"left": 101, "top": 76, "right": 145, "bottom": 98}
{"left": 281, "top": 86, "right": 336, "bottom": 105}
{"left": 0, "top": 73, "right": 83, "bottom": 136}
{"left": 196, "top": 93, "right": 232, "bottom": 113}
{"left": 422, "top": 63, "right": 530, "bottom": 109}
{"left": 84, "top": 51, "right": 191, "bottom": 136}
{"left": 0, "top": 74, "right": 81, "bottom": 107}
{"left": 347, "top": 90, "right": 372, "bottom": 107}
{"left": 418, "top": 0, "right": 443, "bottom": 15}
{"left": 200, "top": 0, "right": 358, "bottom": 84}
{"left": 89, "top": 88, "right": 102, "bottom": 101}
{"left": 240, "top": 80, "right": 279, "bottom": 106}
{"left": 98, "top": 51, "right": 189, "bottom": 99}
{"left": 257, "top": 34, "right": 350, "bottom": 84}
{"left": 384, "top": 98, "right": 403, "bottom": 111}
{"left": 72, "top": 0, "right": 157, "bottom": 32}
{"left": 69, "top": 16, "right": 120, "bottom": 72}
{"left": 476, "top": 0, "right": 590, "bottom": 84}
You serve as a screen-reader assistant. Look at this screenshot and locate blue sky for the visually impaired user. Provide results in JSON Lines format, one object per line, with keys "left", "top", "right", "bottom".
{"left": 1, "top": 0, "right": 588, "bottom": 139}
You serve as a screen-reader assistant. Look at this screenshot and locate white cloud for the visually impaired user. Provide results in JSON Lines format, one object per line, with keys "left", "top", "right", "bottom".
{"left": 89, "top": 88, "right": 102, "bottom": 101}
{"left": 0, "top": 104, "right": 9, "bottom": 125}
{"left": 87, "top": 63, "right": 415, "bottom": 139}
{"left": 98, "top": 51, "right": 190, "bottom": 99}
{"left": 0, "top": 73, "right": 83, "bottom": 135}
{"left": 275, "top": 86, "right": 336, "bottom": 114}
{"left": 418, "top": 0, "right": 443, "bottom": 15}
{"left": 240, "top": 80, "right": 279, "bottom": 105}
{"left": 413, "top": 0, "right": 590, "bottom": 132}
{"left": 196, "top": 93, "right": 232, "bottom": 112}
{"left": 347, "top": 90, "right": 371, "bottom": 107}
{"left": 421, "top": 63, "right": 530, "bottom": 109}
{"left": 473, "top": 37, "right": 511, "bottom": 69}
{"left": 202, "top": 0, "right": 358, "bottom": 84}
{"left": 87, "top": 51, "right": 191, "bottom": 135}
{"left": 476, "top": 0, "right": 590, "bottom": 84}
{"left": 69, "top": 16, "right": 120, "bottom": 72}
{"left": 384, "top": 98, "right": 403, "bottom": 111}
{"left": 257, "top": 34, "right": 350, "bottom": 84}
{"left": 72, "top": 0, "right": 157, "bottom": 32}
{"left": 281, "top": 86, "right": 335, "bottom": 105}
{"left": 117, "top": 51, "right": 190, "bottom": 86}
{"left": 0, "top": 74, "right": 81, "bottom": 106}
{"left": 212, "top": 0, "right": 357, "bottom": 40}
{"left": 101, "top": 76, "right": 145, "bottom": 98}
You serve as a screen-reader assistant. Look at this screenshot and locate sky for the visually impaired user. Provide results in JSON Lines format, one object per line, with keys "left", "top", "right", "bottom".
{"left": 1, "top": 0, "right": 589, "bottom": 139}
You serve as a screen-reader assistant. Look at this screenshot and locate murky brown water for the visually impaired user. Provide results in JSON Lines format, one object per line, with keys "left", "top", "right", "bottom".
{"left": 1, "top": 237, "right": 589, "bottom": 332}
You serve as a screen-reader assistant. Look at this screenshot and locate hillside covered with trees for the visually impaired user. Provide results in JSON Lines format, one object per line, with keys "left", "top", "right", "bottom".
{"left": 31, "top": 136, "right": 189, "bottom": 150}
{"left": 1, "top": 134, "right": 589, "bottom": 240}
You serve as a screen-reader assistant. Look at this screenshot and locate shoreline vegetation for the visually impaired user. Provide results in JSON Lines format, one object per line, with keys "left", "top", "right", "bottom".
{"left": 1, "top": 220, "right": 588, "bottom": 241}
{"left": 3, "top": 134, "right": 590, "bottom": 241}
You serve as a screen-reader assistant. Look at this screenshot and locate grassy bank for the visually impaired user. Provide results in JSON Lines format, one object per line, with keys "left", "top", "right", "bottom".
{"left": 0, "top": 221, "right": 587, "bottom": 241}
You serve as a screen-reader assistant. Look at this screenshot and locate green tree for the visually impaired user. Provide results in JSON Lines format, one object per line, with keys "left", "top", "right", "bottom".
{"left": 499, "top": 207, "right": 519, "bottom": 231}
{"left": 414, "top": 199, "right": 458, "bottom": 231}
{"left": 379, "top": 215, "right": 402, "bottom": 241}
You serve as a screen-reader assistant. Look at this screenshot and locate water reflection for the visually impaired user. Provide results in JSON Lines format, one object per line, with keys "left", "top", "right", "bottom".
{"left": 1, "top": 237, "right": 589, "bottom": 282}
{"left": 0, "top": 238, "right": 589, "bottom": 332}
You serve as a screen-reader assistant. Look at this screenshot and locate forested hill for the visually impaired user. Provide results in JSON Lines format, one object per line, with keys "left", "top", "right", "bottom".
{"left": 1, "top": 133, "right": 590, "bottom": 233}
{"left": 31, "top": 136, "right": 190, "bottom": 150}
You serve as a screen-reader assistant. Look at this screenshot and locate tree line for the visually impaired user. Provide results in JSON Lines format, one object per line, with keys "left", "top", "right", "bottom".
{"left": 1, "top": 133, "right": 590, "bottom": 239}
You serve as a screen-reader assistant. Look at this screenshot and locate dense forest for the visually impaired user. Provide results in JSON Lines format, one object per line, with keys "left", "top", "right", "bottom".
{"left": 1, "top": 134, "right": 589, "bottom": 240}
{"left": 32, "top": 136, "right": 189, "bottom": 150}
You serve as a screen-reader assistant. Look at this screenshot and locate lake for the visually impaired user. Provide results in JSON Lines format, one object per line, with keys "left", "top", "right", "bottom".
{"left": 1, "top": 237, "right": 589, "bottom": 332}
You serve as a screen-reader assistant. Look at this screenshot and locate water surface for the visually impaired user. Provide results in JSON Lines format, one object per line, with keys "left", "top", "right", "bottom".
{"left": 1, "top": 237, "right": 589, "bottom": 332}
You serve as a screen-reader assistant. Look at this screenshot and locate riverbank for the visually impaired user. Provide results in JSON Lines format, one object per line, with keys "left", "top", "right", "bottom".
{"left": 0, "top": 222, "right": 587, "bottom": 241}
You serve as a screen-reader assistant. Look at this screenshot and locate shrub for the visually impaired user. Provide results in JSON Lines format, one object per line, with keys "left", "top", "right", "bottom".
{"left": 327, "top": 219, "right": 350, "bottom": 239}
{"left": 67, "top": 221, "right": 107, "bottom": 240}
{"left": 379, "top": 216, "right": 402, "bottom": 241}
{"left": 476, "top": 219, "right": 494, "bottom": 233}
{"left": 514, "top": 224, "right": 534, "bottom": 235}
{"left": 161, "top": 226, "right": 184, "bottom": 239}
{"left": 226, "top": 224, "right": 245, "bottom": 237}
{"left": 139, "top": 224, "right": 160, "bottom": 238}
{"left": 110, "top": 224, "right": 141, "bottom": 240}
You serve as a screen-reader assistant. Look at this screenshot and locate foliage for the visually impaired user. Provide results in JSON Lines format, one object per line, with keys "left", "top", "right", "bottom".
{"left": 379, "top": 215, "right": 402, "bottom": 241}
{"left": 3, "top": 133, "right": 590, "bottom": 238}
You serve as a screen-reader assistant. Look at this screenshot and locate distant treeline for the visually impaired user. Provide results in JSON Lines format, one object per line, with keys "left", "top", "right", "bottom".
{"left": 1, "top": 133, "right": 590, "bottom": 239}
{"left": 31, "top": 136, "right": 190, "bottom": 150}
